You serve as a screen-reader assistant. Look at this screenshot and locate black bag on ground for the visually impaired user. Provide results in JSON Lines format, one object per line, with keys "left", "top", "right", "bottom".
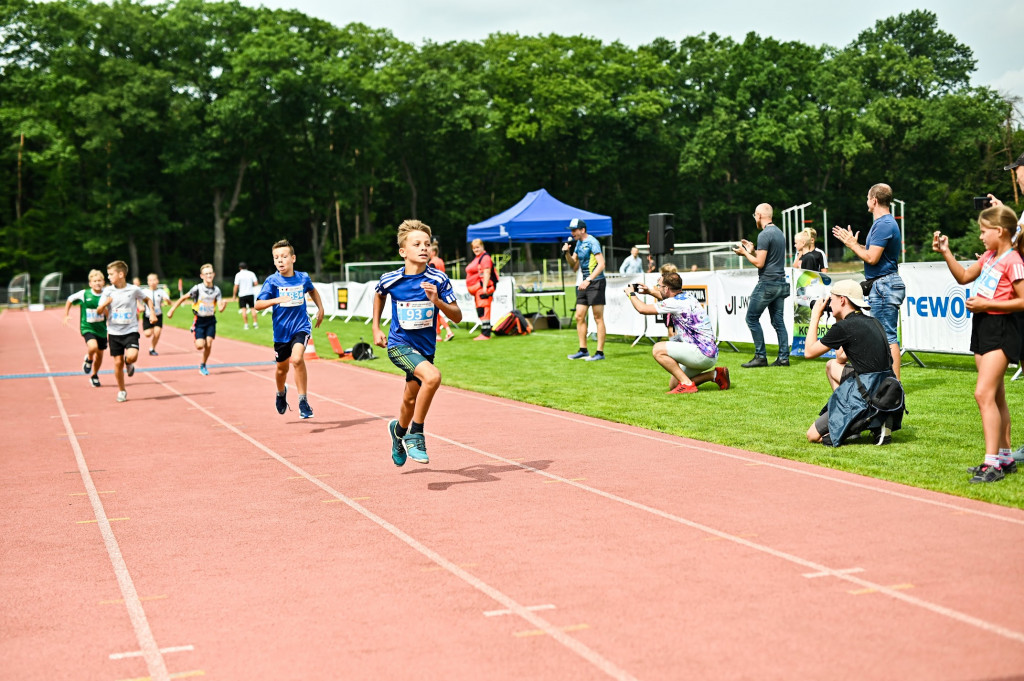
{"left": 349, "top": 341, "right": 375, "bottom": 360}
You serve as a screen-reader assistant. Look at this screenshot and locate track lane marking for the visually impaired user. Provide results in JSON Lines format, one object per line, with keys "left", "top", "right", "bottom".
{"left": 318, "top": 361, "right": 1024, "bottom": 527}
{"left": 230, "top": 366, "right": 1024, "bottom": 647}
{"left": 26, "top": 313, "right": 171, "bottom": 681}
{"left": 143, "top": 370, "right": 640, "bottom": 681}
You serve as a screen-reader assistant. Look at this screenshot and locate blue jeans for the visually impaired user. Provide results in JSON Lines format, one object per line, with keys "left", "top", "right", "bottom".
{"left": 746, "top": 280, "right": 790, "bottom": 360}
{"left": 868, "top": 273, "right": 905, "bottom": 345}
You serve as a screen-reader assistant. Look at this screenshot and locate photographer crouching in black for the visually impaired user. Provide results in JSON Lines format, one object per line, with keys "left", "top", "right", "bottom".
{"left": 803, "top": 279, "right": 905, "bottom": 446}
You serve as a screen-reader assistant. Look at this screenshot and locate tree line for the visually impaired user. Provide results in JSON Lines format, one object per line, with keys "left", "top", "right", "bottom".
{"left": 1, "top": 0, "right": 1020, "bottom": 284}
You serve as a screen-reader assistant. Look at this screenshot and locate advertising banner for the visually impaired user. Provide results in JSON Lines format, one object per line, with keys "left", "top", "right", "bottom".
{"left": 713, "top": 270, "right": 795, "bottom": 349}
{"left": 790, "top": 270, "right": 865, "bottom": 358}
{"left": 899, "top": 262, "right": 973, "bottom": 355}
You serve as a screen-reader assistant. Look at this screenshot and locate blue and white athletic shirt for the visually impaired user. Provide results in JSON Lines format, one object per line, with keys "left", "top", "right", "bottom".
{"left": 572, "top": 235, "right": 604, "bottom": 281}
{"left": 376, "top": 266, "right": 457, "bottom": 357}
{"left": 258, "top": 271, "right": 315, "bottom": 342}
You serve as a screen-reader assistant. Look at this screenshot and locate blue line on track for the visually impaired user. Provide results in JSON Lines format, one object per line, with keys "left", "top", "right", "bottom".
{"left": 0, "top": 361, "right": 275, "bottom": 380}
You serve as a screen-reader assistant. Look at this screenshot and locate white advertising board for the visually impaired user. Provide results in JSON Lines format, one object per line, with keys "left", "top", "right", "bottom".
{"left": 899, "top": 262, "right": 972, "bottom": 355}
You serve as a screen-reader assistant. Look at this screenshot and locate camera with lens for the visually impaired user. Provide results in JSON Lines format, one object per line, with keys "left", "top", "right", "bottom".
{"left": 821, "top": 297, "right": 833, "bottom": 315}
{"left": 630, "top": 283, "right": 643, "bottom": 293}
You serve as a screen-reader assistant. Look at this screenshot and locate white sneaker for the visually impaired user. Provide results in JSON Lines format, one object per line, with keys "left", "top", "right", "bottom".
{"left": 243, "top": 324, "right": 249, "bottom": 330}
{"left": 116, "top": 391, "right": 127, "bottom": 403}
{"left": 253, "top": 322, "right": 258, "bottom": 329}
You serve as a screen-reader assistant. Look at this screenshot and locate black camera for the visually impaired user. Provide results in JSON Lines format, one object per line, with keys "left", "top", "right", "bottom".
{"left": 974, "top": 196, "right": 992, "bottom": 211}
{"left": 821, "top": 297, "right": 833, "bottom": 315}
{"left": 630, "top": 283, "right": 643, "bottom": 293}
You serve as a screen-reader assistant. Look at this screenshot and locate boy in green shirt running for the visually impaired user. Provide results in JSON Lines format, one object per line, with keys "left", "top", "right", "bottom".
{"left": 63, "top": 269, "right": 108, "bottom": 387}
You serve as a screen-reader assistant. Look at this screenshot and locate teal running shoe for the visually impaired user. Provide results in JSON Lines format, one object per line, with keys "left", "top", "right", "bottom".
{"left": 388, "top": 420, "right": 406, "bottom": 466}
{"left": 402, "top": 432, "right": 429, "bottom": 464}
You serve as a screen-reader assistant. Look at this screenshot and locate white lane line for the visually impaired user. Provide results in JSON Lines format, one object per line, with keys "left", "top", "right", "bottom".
{"left": 26, "top": 314, "right": 170, "bottom": 681}
{"left": 319, "top": 361, "right": 1024, "bottom": 527}
{"left": 803, "top": 567, "right": 864, "bottom": 579}
{"left": 237, "top": 366, "right": 1024, "bottom": 647}
{"left": 142, "top": 371, "right": 639, "bottom": 681}
{"left": 485, "top": 604, "right": 557, "bottom": 617}
{"left": 110, "top": 645, "right": 195, "bottom": 660}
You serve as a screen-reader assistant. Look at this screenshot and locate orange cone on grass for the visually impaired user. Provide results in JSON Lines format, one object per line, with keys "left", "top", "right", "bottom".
{"left": 304, "top": 337, "right": 319, "bottom": 360}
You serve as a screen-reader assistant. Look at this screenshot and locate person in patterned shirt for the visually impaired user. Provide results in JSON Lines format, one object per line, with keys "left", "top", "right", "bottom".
{"left": 626, "top": 272, "right": 730, "bottom": 394}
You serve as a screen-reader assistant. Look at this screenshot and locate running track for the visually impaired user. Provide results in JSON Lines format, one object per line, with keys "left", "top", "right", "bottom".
{"left": 3, "top": 308, "right": 1024, "bottom": 681}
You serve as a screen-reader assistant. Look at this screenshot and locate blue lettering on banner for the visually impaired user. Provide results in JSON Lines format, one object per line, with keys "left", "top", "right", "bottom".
{"left": 905, "top": 286, "right": 971, "bottom": 333}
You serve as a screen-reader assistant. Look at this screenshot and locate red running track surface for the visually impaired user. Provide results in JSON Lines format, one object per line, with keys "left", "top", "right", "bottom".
{"left": 3, "top": 308, "right": 1024, "bottom": 681}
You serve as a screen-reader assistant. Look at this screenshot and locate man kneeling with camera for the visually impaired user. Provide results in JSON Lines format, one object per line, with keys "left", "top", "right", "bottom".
{"left": 626, "top": 273, "right": 730, "bottom": 394}
{"left": 803, "top": 279, "right": 904, "bottom": 445}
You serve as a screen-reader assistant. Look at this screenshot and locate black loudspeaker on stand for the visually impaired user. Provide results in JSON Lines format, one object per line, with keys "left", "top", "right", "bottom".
{"left": 648, "top": 213, "right": 674, "bottom": 255}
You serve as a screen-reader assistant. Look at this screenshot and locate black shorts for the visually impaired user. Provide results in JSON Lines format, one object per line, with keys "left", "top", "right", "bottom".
{"left": 971, "top": 312, "right": 1021, "bottom": 363}
{"left": 239, "top": 295, "right": 255, "bottom": 309}
{"left": 192, "top": 315, "right": 217, "bottom": 340}
{"left": 108, "top": 332, "right": 140, "bottom": 357}
{"left": 82, "top": 332, "right": 108, "bottom": 351}
{"left": 274, "top": 332, "right": 310, "bottom": 364}
{"left": 142, "top": 314, "right": 163, "bottom": 330}
{"left": 575, "top": 278, "right": 607, "bottom": 307}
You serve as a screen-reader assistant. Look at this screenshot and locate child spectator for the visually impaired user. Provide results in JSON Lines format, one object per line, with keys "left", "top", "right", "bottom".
{"left": 168, "top": 264, "right": 227, "bottom": 376}
{"left": 96, "top": 261, "right": 157, "bottom": 402}
{"left": 933, "top": 204, "right": 1024, "bottom": 482}
{"left": 373, "top": 220, "right": 463, "bottom": 465}
{"left": 255, "top": 240, "right": 325, "bottom": 419}
{"left": 62, "top": 269, "right": 108, "bottom": 387}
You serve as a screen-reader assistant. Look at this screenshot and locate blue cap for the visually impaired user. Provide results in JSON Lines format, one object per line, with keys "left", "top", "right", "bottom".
{"left": 568, "top": 218, "right": 587, "bottom": 231}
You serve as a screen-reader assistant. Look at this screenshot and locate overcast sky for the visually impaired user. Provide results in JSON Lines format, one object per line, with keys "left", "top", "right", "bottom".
{"left": 244, "top": 0, "right": 1024, "bottom": 102}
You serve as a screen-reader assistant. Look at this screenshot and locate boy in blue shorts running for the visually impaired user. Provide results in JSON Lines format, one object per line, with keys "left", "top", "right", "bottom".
{"left": 373, "top": 220, "right": 463, "bottom": 465}
{"left": 168, "top": 263, "right": 227, "bottom": 375}
{"left": 255, "top": 239, "right": 325, "bottom": 419}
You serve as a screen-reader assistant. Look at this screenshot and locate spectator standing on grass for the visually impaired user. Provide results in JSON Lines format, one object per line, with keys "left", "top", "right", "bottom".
{"left": 988, "top": 151, "right": 1024, "bottom": 464}
{"left": 803, "top": 279, "right": 900, "bottom": 446}
{"left": 733, "top": 203, "right": 790, "bottom": 368}
{"left": 564, "top": 218, "right": 607, "bottom": 361}
{"left": 620, "top": 246, "right": 644, "bottom": 275}
{"left": 466, "top": 238, "right": 496, "bottom": 341}
{"left": 233, "top": 262, "right": 260, "bottom": 331}
{"left": 933, "top": 205, "right": 1024, "bottom": 483}
{"left": 833, "top": 183, "right": 906, "bottom": 380}
{"left": 626, "top": 272, "right": 730, "bottom": 394}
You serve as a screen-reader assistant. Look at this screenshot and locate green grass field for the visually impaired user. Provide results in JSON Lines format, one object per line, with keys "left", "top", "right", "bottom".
{"left": 165, "top": 306, "right": 1024, "bottom": 510}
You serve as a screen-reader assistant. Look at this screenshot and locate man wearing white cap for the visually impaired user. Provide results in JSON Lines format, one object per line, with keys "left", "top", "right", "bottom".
{"left": 803, "top": 279, "right": 898, "bottom": 445}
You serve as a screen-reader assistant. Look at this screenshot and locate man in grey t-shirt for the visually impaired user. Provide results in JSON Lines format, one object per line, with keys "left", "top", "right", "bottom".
{"left": 733, "top": 202, "right": 790, "bottom": 367}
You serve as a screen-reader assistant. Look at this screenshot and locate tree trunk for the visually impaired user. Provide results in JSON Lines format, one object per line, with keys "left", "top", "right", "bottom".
{"left": 335, "top": 199, "right": 344, "bottom": 276}
{"left": 697, "top": 197, "right": 708, "bottom": 242}
{"left": 362, "top": 182, "right": 374, "bottom": 235}
{"left": 150, "top": 236, "right": 163, "bottom": 278}
{"left": 127, "top": 233, "right": 139, "bottom": 280}
{"left": 310, "top": 206, "right": 330, "bottom": 280}
{"left": 401, "top": 156, "right": 417, "bottom": 219}
{"left": 212, "top": 156, "right": 248, "bottom": 277}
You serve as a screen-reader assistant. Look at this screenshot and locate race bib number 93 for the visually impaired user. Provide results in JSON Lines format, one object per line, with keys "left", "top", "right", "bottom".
{"left": 396, "top": 300, "right": 434, "bottom": 330}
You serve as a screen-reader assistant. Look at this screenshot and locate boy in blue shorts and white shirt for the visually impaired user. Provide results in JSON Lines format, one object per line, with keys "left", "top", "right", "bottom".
{"left": 255, "top": 239, "right": 325, "bottom": 419}
{"left": 373, "top": 220, "right": 463, "bottom": 465}
{"left": 96, "top": 260, "right": 158, "bottom": 402}
{"left": 168, "top": 264, "right": 227, "bottom": 376}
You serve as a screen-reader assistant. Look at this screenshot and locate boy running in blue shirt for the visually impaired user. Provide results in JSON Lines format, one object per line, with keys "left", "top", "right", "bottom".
{"left": 255, "top": 239, "right": 325, "bottom": 419}
{"left": 373, "top": 220, "right": 463, "bottom": 465}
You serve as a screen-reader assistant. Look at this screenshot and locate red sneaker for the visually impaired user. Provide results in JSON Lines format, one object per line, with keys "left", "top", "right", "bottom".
{"left": 713, "top": 367, "right": 731, "bottom": 391}
{"left": 667, "top": 382, "right": 698, "bottom": 394}
{"left": 473, "top": 334, "right": 491, "bottom": 341}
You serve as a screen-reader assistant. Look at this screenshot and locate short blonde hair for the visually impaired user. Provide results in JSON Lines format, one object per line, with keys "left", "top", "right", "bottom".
{"left": 397, "top": 219, "right": 432, "bottom": 247}
{"left": 659, "top": 263, "right": 678, "bottom": 276}
{"left": 106, "top": 260, "right": 128, "bottom": 274}
{"left": 200, "top": 263, "right": 214, "bottom": 274}
{"left": 88, "top": 269, "right": 105, "bottom": 280}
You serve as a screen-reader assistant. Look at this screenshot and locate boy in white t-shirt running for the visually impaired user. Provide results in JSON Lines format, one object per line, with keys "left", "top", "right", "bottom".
{"left": 233, "top": 262, "right": 260, "bottom": 330}
{"left": 168, "top": 263, "right": 227, "bottom": 375}
{"left": 96, "top": 260, "right": 157, "bottom": 402}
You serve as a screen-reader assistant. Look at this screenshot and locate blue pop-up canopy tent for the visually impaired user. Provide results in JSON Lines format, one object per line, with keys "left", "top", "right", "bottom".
{"left": 466, "top": 188, "right": 612, "bottom": 243}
